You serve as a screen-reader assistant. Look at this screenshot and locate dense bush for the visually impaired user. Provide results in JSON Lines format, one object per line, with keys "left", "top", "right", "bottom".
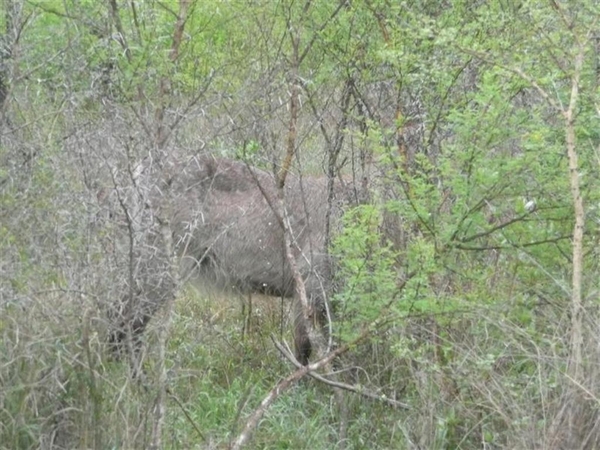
{"left": 1, "top": 1, "right": 599, "bottom": 448}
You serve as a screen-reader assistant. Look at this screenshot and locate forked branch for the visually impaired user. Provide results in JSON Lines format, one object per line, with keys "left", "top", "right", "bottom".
{"left": 229, "top": 321, "right": 380, "bottom": 450}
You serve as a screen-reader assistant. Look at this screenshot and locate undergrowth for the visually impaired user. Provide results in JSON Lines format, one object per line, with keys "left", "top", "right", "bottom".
{"left": 1, "top": 286, "right": 599, "bottom": 449}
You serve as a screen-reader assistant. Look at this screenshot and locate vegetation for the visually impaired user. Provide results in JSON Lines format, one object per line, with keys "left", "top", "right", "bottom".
{"left": 1, "top": 0, "right": 599, "bottom": 448}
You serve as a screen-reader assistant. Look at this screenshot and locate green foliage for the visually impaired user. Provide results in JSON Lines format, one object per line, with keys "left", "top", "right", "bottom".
{"left": 332, "top": 204, "right": 398, "bottom": 341}
{"left": 2, "top": 0, "right": 600, "bottom": 447}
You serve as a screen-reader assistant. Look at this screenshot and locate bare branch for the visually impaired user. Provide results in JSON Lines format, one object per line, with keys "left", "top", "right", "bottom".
{"left": 229, "top": 324, "right": 375, "bottom": 450}
{"left": 272, "top": 338, "right": 410, "bottom": 410}
{"left": 167, "top": 388, "right": 206, "bottom": 442}
{"left": 458, "top": 212, "right": 531, "bottom": 244}
{"left": 454, "top": 235, "right": 572, "bottom": 251}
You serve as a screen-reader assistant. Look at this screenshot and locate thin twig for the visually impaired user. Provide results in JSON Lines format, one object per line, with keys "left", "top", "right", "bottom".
{"left": 167, "top": 388, "right": 206, "bottom": 442}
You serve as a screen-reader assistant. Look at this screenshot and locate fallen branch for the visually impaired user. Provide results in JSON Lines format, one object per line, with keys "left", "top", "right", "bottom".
{"left": 272, "top": 337, "right": 410, "bottom": 410}
{"left": 229, "top": 323, "right": 376, "bottom": 450}
{"left": 229, "top": 264, "right": 416, "bottom": 449}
